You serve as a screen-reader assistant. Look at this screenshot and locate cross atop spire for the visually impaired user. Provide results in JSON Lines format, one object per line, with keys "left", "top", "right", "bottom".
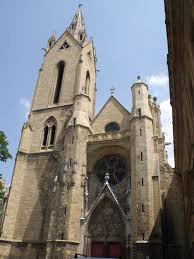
{"left": 68, "top": 6, "right": 87, "bottom": 43}
{"left": 137, "top": 75, "right": 142, "bottom": 83}
{"left": 110, "top": 86, "right": 116, "bottom": 96}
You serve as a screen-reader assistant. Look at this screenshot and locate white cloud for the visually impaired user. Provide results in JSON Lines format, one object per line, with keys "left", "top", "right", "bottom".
{"left": 160, "top": 99, "right": 175, "bottom": 167}
{"left": 168, "top": 157, "right": 175, "bottom": 168}
{"left": 145, "top": 73, "right": 174, "bottom": 166}
{"left": 146, "top": 74, "right": 169, "bottom": 88}
{"left": 20, "top": 97, "right": 30, "bottom": 119}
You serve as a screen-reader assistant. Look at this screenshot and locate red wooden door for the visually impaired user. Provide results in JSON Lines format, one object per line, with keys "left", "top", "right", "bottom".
{"left": 91, "top": 242, "right": 105, "bottom": 257}
{"left": 109, "top": 242, "right": 121, "bottom": 257}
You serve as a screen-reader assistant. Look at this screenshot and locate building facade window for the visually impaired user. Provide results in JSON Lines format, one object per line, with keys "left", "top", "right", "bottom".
{"left": 53, "top": 61, "right": 65, "bottom": 104}
{"left": 105, "top": 122, "right": 120, "bottom": 133}
{"left": 94, "top": 155, "right": 127, "bottom": 185}
{"left": 138, "top": 108, "right": 142, "bottom": 119}
{"left": 50, "top": 125, "right": 56, "bottom": 146}
{"left": 85, "top": 71, "right": 90, "bottom": 95}
{"left": 41, "top": 117, "right": 57, "bottom": 150}
{"left": 141, "top": 152, "right": 143, "bottom": 161}
{"left": 42, "top": 126, "right": 48, "bottom": 146}
{"left": 73, "top": 117, "right": 76, "bottom": 128}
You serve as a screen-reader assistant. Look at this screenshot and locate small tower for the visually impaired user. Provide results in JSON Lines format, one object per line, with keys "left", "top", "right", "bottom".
{"left": 47, "top": 32, "right": 56, "bottom": 49}
{"left": 131, "top": 76, "right": 152, "bottom": 119}
{"left": 130, "top": 76, "right": 159, "bottom": 257}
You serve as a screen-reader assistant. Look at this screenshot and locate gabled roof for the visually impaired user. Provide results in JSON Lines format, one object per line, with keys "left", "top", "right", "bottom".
{"left": 92, "top": 95, "right": 130, "bottom": 125}
{"left": 44, "top": 7, "right": 88, "bottom": 57}
{"left": 85, "top": 179, "right": 126, "bottom": 222}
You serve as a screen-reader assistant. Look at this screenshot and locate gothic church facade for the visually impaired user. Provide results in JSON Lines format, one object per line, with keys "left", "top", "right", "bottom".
{"left": 0, "top": 7, "right": 185, "bottom": 259}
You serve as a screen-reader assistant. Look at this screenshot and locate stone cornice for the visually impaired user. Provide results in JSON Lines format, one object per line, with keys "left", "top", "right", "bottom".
{"left": 0, "top": 239, "right": 79, "bottom": 245}
{"left": 73, "top": 93, "right": 91, "bottom": 101}
{"left": 87, "top": 130, "right": 130, "bottom": 143}
{"left": 130, "top": 115, "right": 153, "bottom": 122}
{"left": 32, "top": 104, "right": 73, "bottom": 113}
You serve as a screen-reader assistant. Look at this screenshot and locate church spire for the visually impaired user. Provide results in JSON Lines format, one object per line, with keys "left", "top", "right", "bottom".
{"left": 68, "top": 5, "right": 87, "bottom": 44}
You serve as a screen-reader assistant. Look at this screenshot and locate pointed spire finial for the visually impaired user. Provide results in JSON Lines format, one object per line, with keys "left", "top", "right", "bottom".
{"left": 68, "top": 6, "right": 87, "bottom": 43}
{"left": 50, "top": 31, "right": 56, "bottom": 41}
{"left": 47, "top": 31, "right": 56, "bottom": 49}
{"left": 105, "top": 172, "right": 110, "bottom": 184}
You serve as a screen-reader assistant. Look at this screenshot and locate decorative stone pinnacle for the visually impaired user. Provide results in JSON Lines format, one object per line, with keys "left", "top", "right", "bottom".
{"left": 78, "top": 4, "right": 83, "bottom": 8}
{"left": 105, "top": 172, "right": 110, "bottom": 183}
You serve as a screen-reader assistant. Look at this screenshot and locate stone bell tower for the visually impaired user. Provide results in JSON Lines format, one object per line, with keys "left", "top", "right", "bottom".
{"left": 130, "top": 76, "right": 163, "bottom": 258}
{"left": 0, "top": 6, "right": 96, "bottom": 259}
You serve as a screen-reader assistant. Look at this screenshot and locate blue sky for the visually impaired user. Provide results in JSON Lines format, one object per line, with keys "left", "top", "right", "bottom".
{"left": 0, "top": 0, "right": 173, "bottom": 185}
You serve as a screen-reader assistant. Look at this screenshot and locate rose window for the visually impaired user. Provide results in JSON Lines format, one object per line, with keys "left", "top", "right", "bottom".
{"left": 105, "top": 122, "right": 120, "bottom": 133}
{"left": 94, "top": 155, "right": 126, "bottom": 185}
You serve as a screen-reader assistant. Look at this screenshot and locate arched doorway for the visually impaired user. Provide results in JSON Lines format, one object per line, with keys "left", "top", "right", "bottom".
{"left": 88, "top": 197, "right": 125, "bottom": 258}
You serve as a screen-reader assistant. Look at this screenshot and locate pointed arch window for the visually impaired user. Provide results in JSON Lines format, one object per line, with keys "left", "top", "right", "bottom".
{"left": 41, "top": 117, "right": 57, "bottom": 150}
{"left": 85, "top": 71, "right": 90, "bottom": 95}
{"left": 53, "top": 61, "right": 65, "bottom": 104}
{"left": 50, "top": 125, "right": 56, "bottom": 146}
{"left": 42, "top": 126, "right": 49, "bottom": 146}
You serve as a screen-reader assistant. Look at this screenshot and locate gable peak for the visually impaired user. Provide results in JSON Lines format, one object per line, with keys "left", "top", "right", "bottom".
{"left": 68, "top": 6, "right": 87, "bottom": 44}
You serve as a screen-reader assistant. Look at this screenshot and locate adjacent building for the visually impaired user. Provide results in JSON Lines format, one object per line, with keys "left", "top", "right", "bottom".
{"left": 165, "top": 0, "right": 194, "bottom": 258}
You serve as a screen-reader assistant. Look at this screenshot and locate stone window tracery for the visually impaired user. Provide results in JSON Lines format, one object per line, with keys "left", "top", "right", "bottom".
{"left": 41, "top": 117, "right": 57, "bottom": 150}
{"left": 105, "top": 122, "right": 120, "bottom": 133}
{"left": 94, "top": 156, "right": 126, "bottom": 185}
{"left": 50, "top": 125, "right": 56, "bottom": 146}
{"left": 42, "top": 126, "right": 48, "bottom": 146}
{"left": 59, "top": 41, "right": 70, "bottom": 50}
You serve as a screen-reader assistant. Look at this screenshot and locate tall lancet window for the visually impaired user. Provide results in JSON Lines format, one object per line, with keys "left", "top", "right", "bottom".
{"left": 41, "top": 117, "right": 57, "bottom": 150}
{"left": 50, "top": 125, "right": 56, "bottom": 146}
{"left": 85, "top": 71, "right": 90, "bottom": 95}
{"left": 42, "top": 126, "right": 49, "bottom": 146}
{"left": 53, "top": 61, "right": 65, "bottom": 104}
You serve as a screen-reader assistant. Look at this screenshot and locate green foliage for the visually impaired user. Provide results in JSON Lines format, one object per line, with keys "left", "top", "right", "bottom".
{"left": 0, "top": 131, "right": 12, "bottom": 162}
{"left": 0, "top": 176, "right": 6, "bottom": 201}
{"left": 0, "top": 131, "right": 12, "bottom": 202}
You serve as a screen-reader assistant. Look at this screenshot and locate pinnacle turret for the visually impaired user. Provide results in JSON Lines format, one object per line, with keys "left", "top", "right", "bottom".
{"left": 131, "top": 76, "right": 152, "bottom": 120}
{"left": 47, "top": 32, "right": 56, "bottom": 49}
{"left": 68, "top": 5, "right": 87, "bottom": 43}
